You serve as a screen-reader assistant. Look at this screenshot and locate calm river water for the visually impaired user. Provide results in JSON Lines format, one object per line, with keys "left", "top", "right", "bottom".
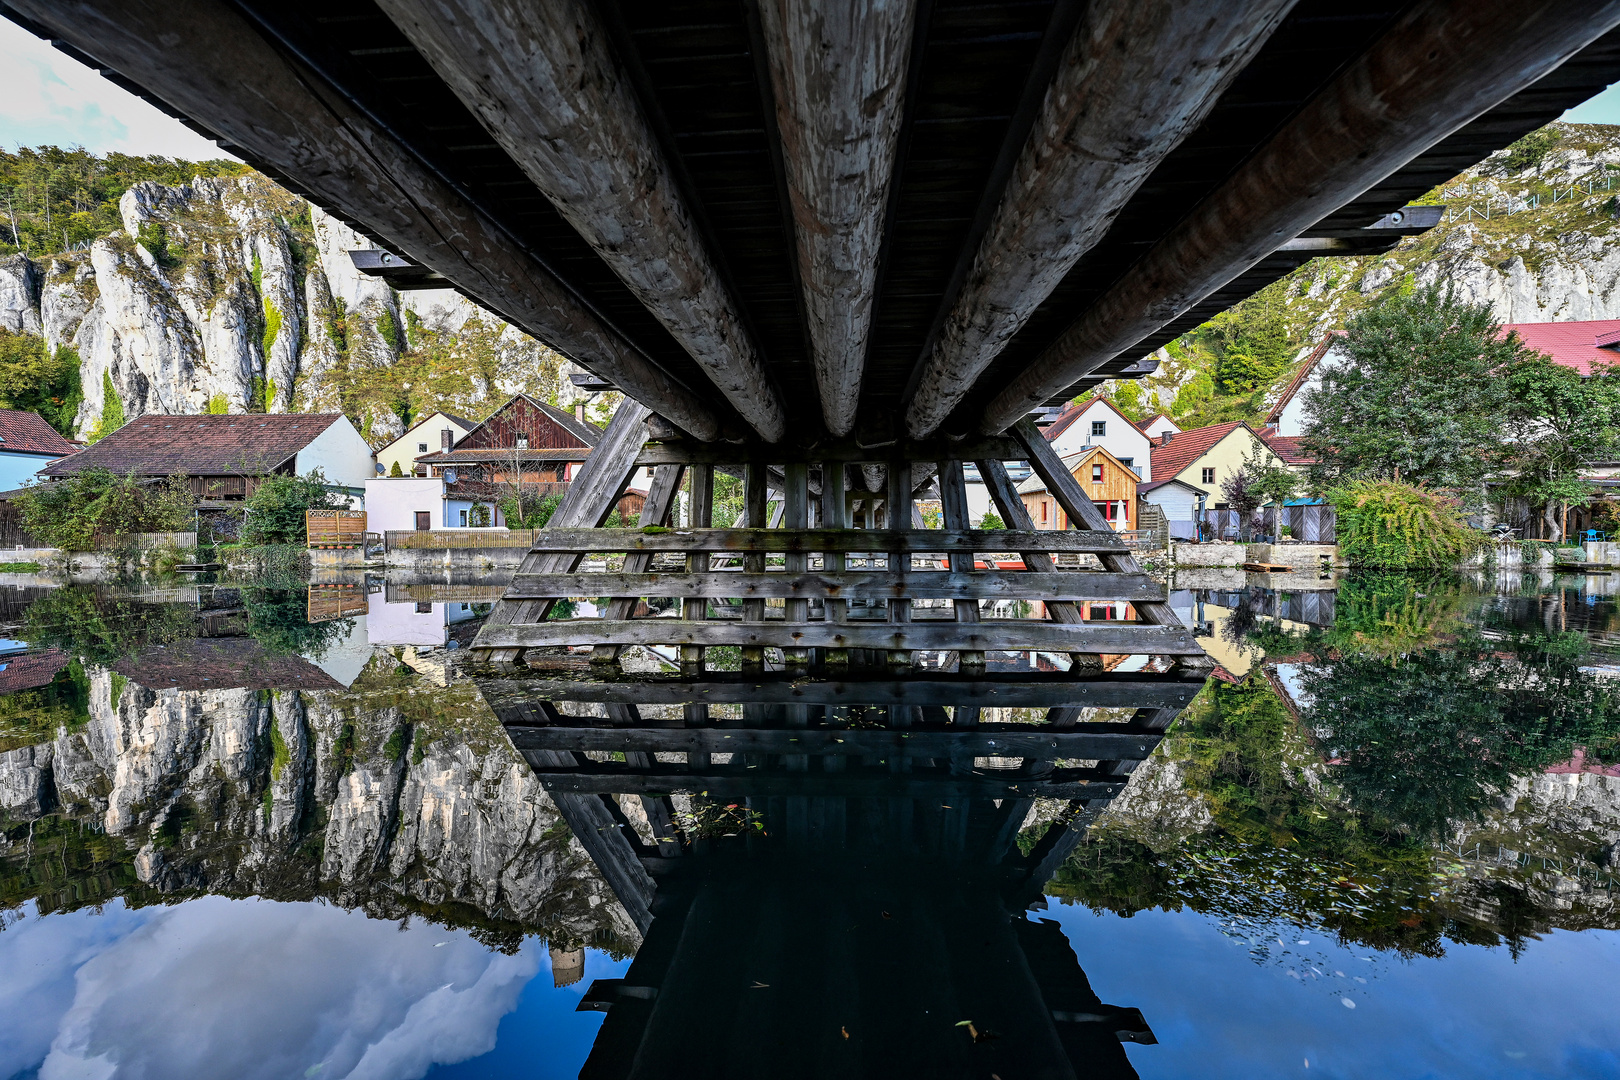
{"left": 1, "top": 570, "right": 1618, "bottom": 1079}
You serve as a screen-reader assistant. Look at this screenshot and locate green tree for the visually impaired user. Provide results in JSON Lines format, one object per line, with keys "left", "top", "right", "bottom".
{"left": 0, "top": 328, "right": 82, "bottom": 436}
{"left": 14, "top": 469, "right": 194, "bottom": 549}
{"left": 1327, "top": 479, "right": 1487, "bottom": 569}
{"left": 1500, "top": 353, "right": 1620, "bottom": 540}
{"left": 241, "top": 469, "right": 346, "bottom": 545}
{"left": 87, "top": 372, "right": 126, "bottom": 443}
{"left": 1301, "top": 286, "right": 1526, "bottom": 492}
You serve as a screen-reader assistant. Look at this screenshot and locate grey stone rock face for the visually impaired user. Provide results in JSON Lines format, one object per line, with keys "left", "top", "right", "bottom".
{"left": 0, "top": 742, "right": 53, "bottom": 820}
{"left": 0, "top": 253, "right": 42, "bottom": 334}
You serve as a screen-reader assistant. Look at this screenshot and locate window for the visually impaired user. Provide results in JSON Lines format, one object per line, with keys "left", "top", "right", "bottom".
{"left": 418, "top": 442, "right": 428, "bottom": 453}
{"left": 1117, "top": 457, "right": 1132, "bottom": 468}
{"left": 1091, "top": 420, "right": 1106, "bottom": 436}
{"left": 415, "top": 511, "right": 431, "bottom": 531}
{"left": 459, "top": 509, "right": 468, "bottom": 526}
{"left": 1091, "top": 463, "right": 1104, "bottom": 483}
{"left": 1040, "top": 501, "right": 1048, "bottom": 523}
{"left": 415, "top": 602, "right": 433, "bottom": 614}
{"left": 516, "top": 434, "right": 530, "bottom": 449}
{"left": 1201, "top": 467, "right": 1216, "bottom": 484}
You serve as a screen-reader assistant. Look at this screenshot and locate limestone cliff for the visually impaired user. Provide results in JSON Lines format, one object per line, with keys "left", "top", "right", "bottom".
{"left": 0, "top": 172, "right": 600, "bottom": 445}
{"left": 0, "top": 658, "right": 638, "bottom": 952}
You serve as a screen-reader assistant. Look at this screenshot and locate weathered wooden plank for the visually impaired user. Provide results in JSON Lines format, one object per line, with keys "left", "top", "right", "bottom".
{"left": 977, "top": 0, "right": 1620, "bottom": 433}
{"left": 478, "top": 402, "right": 652, "bottom": 650}
{"left": 9, "top": 0, "right": 723, "bottom": 443}
{"left": 591, "top": 463, "right": 684, "bottom": 664}
{"left": 937, "top": 459, "right": 983, "bottom": 671}
{"left": 904, "top": 0, "right": 1295, "bottom": 437}
{"left": 521, "top": 527, "right": 1125, "bottom": 554}
{"left": 975, "top": 457, "right": 1081, "bottom": 621}
{"left": 481, "top": 619, "right": 1202, "bottom": 653}
{"left": 742, "top": 461, "right": 769, "bottom": 668}
{"left": 820, "top": 459, "right": 849, "bottom": 638}
{"left": 681, "top": 463, "right": 714, "bottom": 670}
{"left": 760, "top": 0, "right": 915, "bottom": 435}
{"left": 783, "top": 463, "right": 810, "bottom": 663}
{"left": 506, "top": 569, "right": 1164, "bottom": 602}
{"left": 520, "top": 765, "right": 1126, "bottom": 800}
{"left": 1012, "top": 421, "right": 1191, "bottom": 638}
{"left": 477, "top": 673, "right": 1204, "bottom": 709}
{"left": 376, "top": 0, "right": 787, "bottom": 442}
{"left": 507, "top": 724, "right": 1158, "bottom": 760}
{"left": 633, "top": 435, "right": 1023, "bottom": 466}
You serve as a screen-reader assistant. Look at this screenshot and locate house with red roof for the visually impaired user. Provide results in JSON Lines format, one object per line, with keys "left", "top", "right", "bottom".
{"left": 1039, "top": 396, "right": 1153, "bottom": 480}
{"left": 1148, "top": 421, "right": 1285, "bottom": 507}
{"left": 1136, "top": 413, "right": 1180, "bottom": 441}
{"left": 0, "top": 409, "right": 76, "bottom": 490}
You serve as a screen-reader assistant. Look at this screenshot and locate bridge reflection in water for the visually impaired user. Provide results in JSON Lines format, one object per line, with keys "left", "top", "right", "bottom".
{"left": 480, "top": 666, "right": 1205, "bottom": 1080}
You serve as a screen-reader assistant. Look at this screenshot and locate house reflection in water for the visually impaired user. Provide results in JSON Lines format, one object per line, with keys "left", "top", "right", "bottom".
{"left": 481, "top": 665, "right": 1205, "bottom": 1079}
{"left": 364, "top": 585, "right": 495, "bottom": 649}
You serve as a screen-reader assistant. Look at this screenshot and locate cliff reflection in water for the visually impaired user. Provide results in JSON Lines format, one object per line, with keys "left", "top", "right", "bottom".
{"left": 4, "top": 576, "right": 1620, "bottom": 1077}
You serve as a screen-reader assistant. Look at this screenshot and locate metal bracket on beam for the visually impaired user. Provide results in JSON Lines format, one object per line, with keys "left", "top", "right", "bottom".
{"left": 348, "top": 249, "right": 450, "bottom": 289}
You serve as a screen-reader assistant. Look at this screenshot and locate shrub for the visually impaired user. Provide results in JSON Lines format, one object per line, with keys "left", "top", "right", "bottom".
{"left": 14, "top": 468, "right": 194, "bottom": 550}
{"left": 979, "top": 511, "right": 1005, "bottom": 530}
{"left": 241, "top": 469, "right": 346, "bottom": 545}
{"left": 1327, "top": 480, "right": 1488, "bottom": 569}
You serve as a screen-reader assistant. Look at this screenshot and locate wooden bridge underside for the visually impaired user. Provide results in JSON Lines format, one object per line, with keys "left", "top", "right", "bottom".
{"left": 15, "top": 0, "right": 1620, "bottom": 663}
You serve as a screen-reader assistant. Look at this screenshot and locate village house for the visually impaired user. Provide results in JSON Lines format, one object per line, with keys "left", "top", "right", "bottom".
{"left": 1038, "top": 397, "right": 1152, "bottom": 479}
{"left": 0, "top": 410, "right": 76, "bottom": 489}
{"left": 37, "top": 413, "right": 374, "bottom": 502}
{"left": 1016, "top": 445, "right": 1139, "bottom": 531}
{"left": 1148, "top": 421, "right": 1286, "bottom": 536}
{"left": 373, "top": 409, "right": 478, "bottom": 477}
{"left": 411, "top": 394, "right": 600, "bottom": 519}
{"left": 1135, "top": 477, "right": 1208, "bottom": 540}
{"left": 1136, "top": 413, "right": 1181, "bottom": 441}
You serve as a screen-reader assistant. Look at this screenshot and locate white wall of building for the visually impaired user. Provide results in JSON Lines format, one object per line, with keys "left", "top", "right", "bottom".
{"left": 1140, "top": 415, "right": 1180, "bottom": 441}
{"left": 1275, "top": 342, "right": 1347, "bottom": 437}
{"left": 366, "top": 591, "right": 446, "bottom": 647}
{"left": 1047, "top": 400, "right": 1152, "bottom": 481}
{"left": 296, "top": 415, "right": 377, "bottom": 493}
{"left": 1142, "top": 482, "right": 1204, "bottom": 539}
{"left": 364, "top": 477, "right": 445, "bottom": 533}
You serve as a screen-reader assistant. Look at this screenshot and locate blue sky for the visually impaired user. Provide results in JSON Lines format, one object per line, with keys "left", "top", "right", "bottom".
{"left": 1, "top": 16, "right": 1618, "bottom": 160}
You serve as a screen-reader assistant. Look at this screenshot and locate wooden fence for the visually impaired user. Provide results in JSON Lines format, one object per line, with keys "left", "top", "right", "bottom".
{"left": 386, "top": 528, "right": 539, "bottom": 550}
{"left": 306, "top": 509, "right": 367, "bottom": 547}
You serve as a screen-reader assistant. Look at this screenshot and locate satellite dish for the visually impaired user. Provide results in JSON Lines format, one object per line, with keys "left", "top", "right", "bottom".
{"left": 444, "top": 468, "right": 458, "bottom": 485}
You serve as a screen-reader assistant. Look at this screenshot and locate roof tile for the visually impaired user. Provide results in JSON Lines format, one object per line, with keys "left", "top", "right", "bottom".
{"left": 41, "top": 414, "right": 343, "bottom": 477}
{"left": 0, "top": 410, "right": 75, "bottom": 456}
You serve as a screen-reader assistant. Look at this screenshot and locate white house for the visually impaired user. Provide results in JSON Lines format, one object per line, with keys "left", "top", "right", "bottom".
{"left": 374, "top": 410, "right": 478, "bottom": 476}
{"left": 1137, "top": 477, "right": 1208, "bottom": 540}
{"left": 1136, "top": 413, "right": 1181, "bottom": 442}
{"left": 1266, "top": 335, "right": 1347, "bottom": 437}
{"left": 1040, "top": 397, "right": 1152, "bottom": 481}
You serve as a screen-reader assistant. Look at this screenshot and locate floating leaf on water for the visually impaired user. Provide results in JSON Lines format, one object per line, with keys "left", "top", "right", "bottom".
{"left": 1341, "top": 998, "right": 1356, "bottom": 1009}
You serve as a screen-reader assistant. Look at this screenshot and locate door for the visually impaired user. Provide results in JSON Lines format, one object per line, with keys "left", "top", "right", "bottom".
{"left": 415, "top": 512, "right": 431, "bottom": 531}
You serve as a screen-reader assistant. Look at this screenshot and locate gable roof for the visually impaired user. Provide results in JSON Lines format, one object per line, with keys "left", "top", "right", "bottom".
{"left": 1265, "top": 333, "right": 1341, "bottom": 426}
{"left": 384, "top": 409, "right": 480, "bottom": 452}
{"left": 1149, "top": 421, "right": 1266, "bottom": 482}
{"left": 1138, "top": 477, "right": 1208, "bottom": 496}
{"left": 1040, "top": 396, "right": 1141, "bottom": 443}
{"left": 1501, "top": 318, "right": 1620, "bottom": 376}
{"left": 1261, "top": 432, "right": 1312, "bottom": 465}
{"left": 1135, "top": 412, "right": 1176, "bottom": 432}
{"left": 0, "top": 410, "right": 75, "bottom": 456}
{"left": 41, "top": 413, "right": 345, "bottom": 478}
{"left": 450, "top": 394, "right": 602, "bottom": 453}
{"left": 1015, "top": 444, "right": 1137, "bottom": 495}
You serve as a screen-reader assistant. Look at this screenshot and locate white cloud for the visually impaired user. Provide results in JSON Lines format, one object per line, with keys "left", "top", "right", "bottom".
{"left": 4, "top": 896, "right": 538, "bottom": 1080}
{"left": 0, "top": 18, "right": 237, "bottom": 160}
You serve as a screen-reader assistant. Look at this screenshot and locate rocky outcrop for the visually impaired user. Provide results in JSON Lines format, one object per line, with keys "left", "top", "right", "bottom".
{"left": 1, "top": 172, "right": 585, "bottom": 444}
{"left": 1, "top": 662, "right": 637, "bottom": 950}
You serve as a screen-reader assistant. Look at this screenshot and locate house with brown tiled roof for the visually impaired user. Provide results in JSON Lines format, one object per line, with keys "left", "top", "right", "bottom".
{"left": 39, "top": 413, "right": 374, "bottom": 501}
{"left": 415, "top": 395, "right": 602, "bottom": 500}
{"left": 0, "top": 409, "right": 76, "bottom": 489}
{"left": 1148, "top": 421, "right": 1284, "bottom": 508}
{"left": 1136, "top": 413, "right": 1180, "bottom": 441}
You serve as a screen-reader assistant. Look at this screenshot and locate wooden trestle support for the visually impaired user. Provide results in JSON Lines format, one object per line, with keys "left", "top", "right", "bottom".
{"left": 470, "top": 402, "right": 1208, "bottom": 671}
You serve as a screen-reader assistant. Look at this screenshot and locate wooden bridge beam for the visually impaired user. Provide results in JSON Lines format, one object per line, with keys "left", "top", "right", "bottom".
{"left": 376, "top": 0, "right": 789, "bottom": 443}
{"left": 758, "top": 0, "right": 917, "bottom": 436}
{"left": 979, "top": 0, "right": 1620, "bottom": 433}
{"left": 903, "top": 0, "right": 1296, "bottom": 437}
{"left": 6, "top": 0, "right": 725, "bottom": 444}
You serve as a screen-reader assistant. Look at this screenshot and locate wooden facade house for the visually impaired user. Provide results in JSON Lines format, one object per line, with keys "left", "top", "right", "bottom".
{"left": 1017, "top": 446, "right": 1139, "bottom": 531}
{"left": 414, "top": 394, "right": 602, "bottom": 500}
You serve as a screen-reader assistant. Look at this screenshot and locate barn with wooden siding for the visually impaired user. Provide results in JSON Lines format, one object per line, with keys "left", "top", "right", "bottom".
{"left": 415, "top": 394, "right": 602, "bottom": 495}
{"left": 1018, "top": 446, "right": 1139, "bottom": 532}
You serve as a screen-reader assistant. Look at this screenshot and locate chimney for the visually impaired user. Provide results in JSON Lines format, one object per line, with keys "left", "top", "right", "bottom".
{"left": 1160, "top": 431, "right": 1173, "bottom": 445}
{"left": 575, "top": 403, "right": 586, "bottom": 423}
{"left": 440, "top": 427, "right": 453, "bottom": 449}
